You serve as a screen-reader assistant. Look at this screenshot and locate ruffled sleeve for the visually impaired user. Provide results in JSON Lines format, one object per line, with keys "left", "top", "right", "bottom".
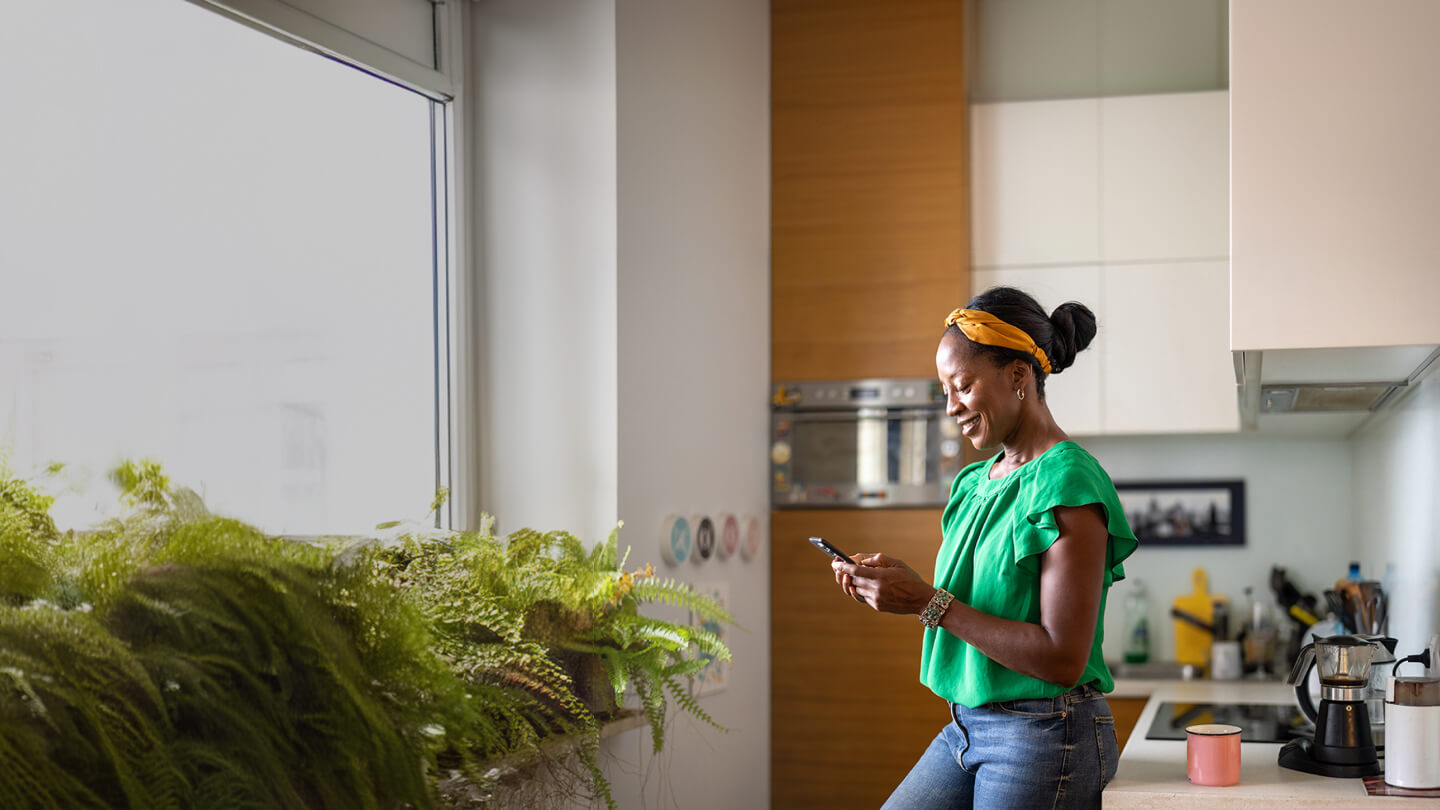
{"left": 1010, "top": 446, "right": 1138, "bottom": 584}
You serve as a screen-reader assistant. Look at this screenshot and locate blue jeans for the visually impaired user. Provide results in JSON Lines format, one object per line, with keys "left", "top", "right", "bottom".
{"left": 881, "top": 683, "right": 1119, "bottom": 810}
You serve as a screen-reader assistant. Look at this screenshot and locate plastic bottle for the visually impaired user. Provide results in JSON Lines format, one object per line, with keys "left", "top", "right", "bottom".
{"left": 1124, "top": 580, "right": 1151, "bottom": 664}
{"left": 1306, "top": 612, "right": 1346, "bottom": 644}
{"left": 1347, "top": 561, "right": 1363, "bottom": 583}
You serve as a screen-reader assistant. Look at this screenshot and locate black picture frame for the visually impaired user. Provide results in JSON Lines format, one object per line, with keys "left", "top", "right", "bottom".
{"left": 1114, "top": 479, "right": 1245, "bottom": 547}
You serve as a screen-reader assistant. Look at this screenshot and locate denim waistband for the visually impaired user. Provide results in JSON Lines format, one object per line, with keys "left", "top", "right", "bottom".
{"left": 957, "top": 681, "right": 1106, "bottom": 717}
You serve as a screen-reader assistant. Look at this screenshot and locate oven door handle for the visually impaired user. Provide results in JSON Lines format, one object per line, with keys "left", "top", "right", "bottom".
{"left": 783, "top": 408, "right": 941, "bottom": 422}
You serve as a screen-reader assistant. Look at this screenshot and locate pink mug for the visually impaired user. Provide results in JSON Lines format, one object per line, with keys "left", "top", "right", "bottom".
{"left": 1186, "top": 723, "right": 1241, "bottom": 786}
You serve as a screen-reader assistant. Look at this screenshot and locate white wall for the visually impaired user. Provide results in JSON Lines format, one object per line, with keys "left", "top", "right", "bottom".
{"left": 1353, "top": 372, "right": 1440, "bottom": 673}
{"left": 472, "top": 0, "right": 620, "bottom": 543}
{"left": 1080, "top": 434, "right": 1355, "bottom": 663}
{"left": 606, "top": 1, "right": 771, "bottom": 808}
{"left": 472, "top": 1, "right": 772, "bottom": 807}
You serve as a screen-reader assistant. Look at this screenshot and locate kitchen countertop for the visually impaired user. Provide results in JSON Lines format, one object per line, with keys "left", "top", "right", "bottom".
{"left": 1104, "top": 679, "right": 1436, "bottom": 808}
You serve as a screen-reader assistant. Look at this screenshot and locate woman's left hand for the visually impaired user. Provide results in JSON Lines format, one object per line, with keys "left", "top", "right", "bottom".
{"left": 833, "top": 553, "right": 936, "bottom": 615}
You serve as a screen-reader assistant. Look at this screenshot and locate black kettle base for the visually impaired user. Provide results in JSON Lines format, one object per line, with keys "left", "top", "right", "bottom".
{"left": 1278, "top": 738, "right": 1382, "bottom": 778}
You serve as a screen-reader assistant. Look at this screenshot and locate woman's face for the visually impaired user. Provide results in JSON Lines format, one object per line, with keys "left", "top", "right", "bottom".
{"left": 936, "top": 332, "right": 1022, "bottom": 450}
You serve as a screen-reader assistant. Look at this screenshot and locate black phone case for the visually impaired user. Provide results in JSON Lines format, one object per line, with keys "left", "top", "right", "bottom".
{"left": 808, "top": 536, "right": 856, "bottom": 565}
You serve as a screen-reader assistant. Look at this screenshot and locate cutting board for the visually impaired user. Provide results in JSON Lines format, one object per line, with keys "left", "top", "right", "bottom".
{"left": 1172, "top": 567, "right": 1225, "bottom": 668}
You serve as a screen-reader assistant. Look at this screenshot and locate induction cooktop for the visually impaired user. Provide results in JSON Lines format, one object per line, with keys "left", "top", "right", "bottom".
{"left": 1144, "top": 701, "right": 1309, "bottom": 743}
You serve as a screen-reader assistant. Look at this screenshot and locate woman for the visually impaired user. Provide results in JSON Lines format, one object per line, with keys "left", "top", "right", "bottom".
{"left": 833, "top": 286, "right": 1137, "bottom": 809}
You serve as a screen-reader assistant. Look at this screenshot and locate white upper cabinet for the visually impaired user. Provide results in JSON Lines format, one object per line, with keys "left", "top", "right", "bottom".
{"left": 971, "top": 99, "right": 1101, "bottom": 268}
{"left": 973, "top": 91, "right": 1229, "bottom": 268}
{"left": 1231, "top": 0, "right": 1440, "bottom": 352}
{"left": 1101, "top": 92, "right": 1229, "bottom": 262}
{"left": 971, "top": 91, "right": 1236, "bottom": 435}
{"left": 1104, "top": 262, "right": 1238, "bottom": 433}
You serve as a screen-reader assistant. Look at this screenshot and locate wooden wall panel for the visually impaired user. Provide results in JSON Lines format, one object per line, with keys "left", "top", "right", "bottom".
{"left": 771, "top": 0, "right": 972, "bottom": 804}
{"left": 771, "top": 0, "right": 970, "bottom": 382}
{"left": 771, "top": 509, "right": 950, "bottom": 809}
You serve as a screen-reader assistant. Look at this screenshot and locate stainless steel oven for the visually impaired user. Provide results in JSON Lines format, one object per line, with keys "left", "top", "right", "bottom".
{"left": 771, "top": 378, "right": 963, "bottom": 508}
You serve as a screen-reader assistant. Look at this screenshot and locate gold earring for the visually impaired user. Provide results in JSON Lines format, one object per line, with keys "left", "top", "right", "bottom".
{"left": 1016, "top": 388, "right": 1025, "bottom": 401}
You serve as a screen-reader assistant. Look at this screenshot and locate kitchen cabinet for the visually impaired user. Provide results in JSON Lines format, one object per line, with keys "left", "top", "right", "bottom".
{"left": 971, "top": 99, "right": 1100, "bottom": 268}
{"left": 770, "top": 508, "right": 945, "bottom": 810}
{"left": 1104, "top": 262, "right": 1237, "bottom": 433}
{"left": 1231, "top": 0, "right": 1440, "bottom": 354}
{"left": 1110, "top": 696, "right": 1147, "bottom": 750}
{"left": 971, "top": 90, "right": 1236, "bottom": 435}
{"left": 1100, "top": 92, "right": 1228, "bottom": 263}
{"left": 771, "top": 0, "right": 969, "bottom": 382}
{"left": 972, "top": 91, "right": 1227, "bottom": 268}
{"left": 770, "top": 2, "right": 970, "bottom": 807}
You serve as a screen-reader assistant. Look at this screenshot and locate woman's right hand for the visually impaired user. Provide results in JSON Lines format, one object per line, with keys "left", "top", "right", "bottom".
{"left": 832, "top": 553, "right": 931, "bottom": 614}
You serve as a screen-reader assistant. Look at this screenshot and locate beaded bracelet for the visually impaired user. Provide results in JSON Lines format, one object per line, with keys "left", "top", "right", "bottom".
{"left": 919, "top": 588, "right": 954, "bottom": 629}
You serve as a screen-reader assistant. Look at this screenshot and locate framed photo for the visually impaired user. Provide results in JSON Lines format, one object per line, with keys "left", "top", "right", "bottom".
{"left": 1114, "top": 480, "right": 1245, "bottom": 547}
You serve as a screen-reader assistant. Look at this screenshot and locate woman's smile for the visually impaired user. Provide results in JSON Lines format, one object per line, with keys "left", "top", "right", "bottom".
{"left": 957, "top": 413, "right": 981, "bottom": 437}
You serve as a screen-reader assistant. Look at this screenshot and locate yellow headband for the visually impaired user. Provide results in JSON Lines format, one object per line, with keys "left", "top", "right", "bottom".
{"left": 944, "top": 308, "right": 1053, "bottom": 374}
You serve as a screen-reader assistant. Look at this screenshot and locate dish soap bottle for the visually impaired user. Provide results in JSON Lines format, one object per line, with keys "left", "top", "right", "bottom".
{"left": 1124, "top": 579, "right": 1151, "bottom": 664}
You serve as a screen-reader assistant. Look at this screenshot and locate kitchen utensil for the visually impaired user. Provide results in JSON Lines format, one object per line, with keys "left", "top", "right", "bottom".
{"left": 1385, "top": 677, "right": 1440, "bottom": 789}
{"left": 1173, "top": 568, "right": 1222, "bottom": 668}
{"left": 1187, "top": 724, "right": 1242, "bottom": 786}
{"left": 1359, "top": 584, "right": 1387, "bottom": 634}
{"left": 1323, "top": 590, "right": 1354, "bottom": 633}
{"left": 1334, "top": 579, "right": 1378, "bottom": 635}
{"left": 1170, "top": 607, "right": 1214, "bottom": 633}
{"left": 1278, "top": 635, "right": 1384, "bottom": 778}
{"left": 1270, "top": 566, "right": 1322, "bottom": 627}
{"left": 1211, "top": 640, "right": 1243, "bottom": 680}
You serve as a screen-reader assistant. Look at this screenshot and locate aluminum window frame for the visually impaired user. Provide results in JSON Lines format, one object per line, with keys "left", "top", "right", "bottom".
{"left": 181, "top": 0, "right": 476, "bottom": 530}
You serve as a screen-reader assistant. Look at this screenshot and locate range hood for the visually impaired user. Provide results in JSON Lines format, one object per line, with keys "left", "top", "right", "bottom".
{"left": 1234, "top": 345, "right": 1440, "bottom": 432}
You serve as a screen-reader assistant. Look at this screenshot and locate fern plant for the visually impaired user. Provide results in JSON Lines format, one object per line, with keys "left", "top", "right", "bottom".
{"left": 0, "top": 463, "right": 476, "bottom": 809}
{"left": 373, "top": 516, "right": 735, "bottom": 807}
{"left": 0, "top": 459, "right": 736, "bottom": 810}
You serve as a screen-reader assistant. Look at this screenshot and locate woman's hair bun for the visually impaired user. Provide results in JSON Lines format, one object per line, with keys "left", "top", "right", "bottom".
{"left": 1046, "top": 301, "right": 1097, "bottom": 374}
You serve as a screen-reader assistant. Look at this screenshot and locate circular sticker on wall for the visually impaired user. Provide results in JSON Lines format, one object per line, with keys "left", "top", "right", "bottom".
{"left": 716, "top": 512, "right": 740, "bottom": 561}
{"left": 692, "top": 514, "right": 716, "bottom": 563}
{"left": 660, "top": 514, "right": 691, "bottom": 565}
{"left": 740, "top": 514, "right": 763, "bottom": 561}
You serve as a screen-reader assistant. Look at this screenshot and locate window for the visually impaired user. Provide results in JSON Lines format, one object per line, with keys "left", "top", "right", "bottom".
{"left": 0, "top": 0, "right": 451, "bottom": 534}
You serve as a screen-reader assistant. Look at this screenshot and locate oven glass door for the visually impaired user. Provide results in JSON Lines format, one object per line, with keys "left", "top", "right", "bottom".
{"left": 773, "top": 408, "right": 960, "bottom": 507}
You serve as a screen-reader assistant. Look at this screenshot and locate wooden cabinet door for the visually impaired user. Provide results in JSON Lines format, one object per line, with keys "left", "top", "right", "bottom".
{"left": 771, "top": 0, "right": 969, "bottom": 382}
{"left": 771, "top": 508, "right": 948, "bottom": 810}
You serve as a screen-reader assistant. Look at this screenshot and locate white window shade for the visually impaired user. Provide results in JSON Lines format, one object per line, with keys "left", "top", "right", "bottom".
{"left": 191, "top": 0, "right": 456, "bottom": 98}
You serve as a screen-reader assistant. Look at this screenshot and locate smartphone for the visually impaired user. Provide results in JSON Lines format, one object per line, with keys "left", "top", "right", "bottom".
{"left": 809, "top": 536, "right": 857, "bottom": 566}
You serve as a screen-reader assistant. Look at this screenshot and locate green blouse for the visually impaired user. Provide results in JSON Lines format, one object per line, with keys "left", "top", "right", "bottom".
{"left": 920, "top": 440, "right": 1138, "bottom": 708}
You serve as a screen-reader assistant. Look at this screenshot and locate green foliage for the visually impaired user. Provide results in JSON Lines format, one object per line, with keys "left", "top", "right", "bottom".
{"left": 374, "top": 518, "right": 736, "bottom": 807}
{"left": 0, "top": 462, "right": 735, "bottom": 810}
